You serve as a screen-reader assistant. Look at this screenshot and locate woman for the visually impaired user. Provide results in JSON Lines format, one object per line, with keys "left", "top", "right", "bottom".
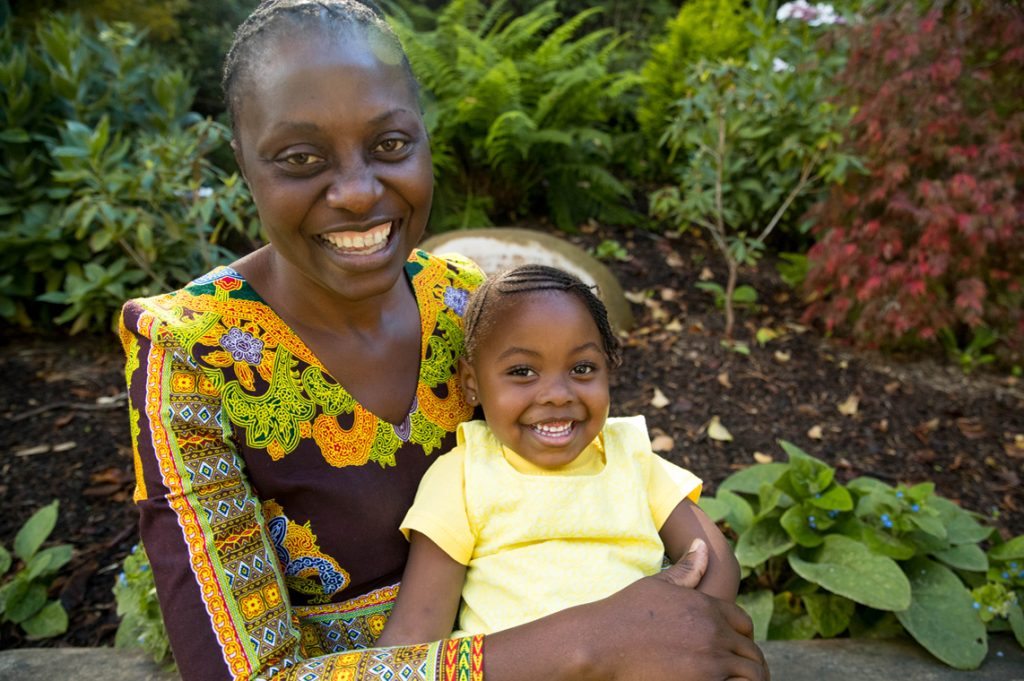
{"left": 120, "top": 1, "right": 768, "bottom": 679}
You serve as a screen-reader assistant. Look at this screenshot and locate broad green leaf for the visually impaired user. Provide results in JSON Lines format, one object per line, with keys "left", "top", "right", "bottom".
{"left": 14, "top": 500, "right": 59, "bottom": 561}
{"left": 907, "top": 512, "right": 947, "bottom": 541}
{"left": 848, "top": 610, "right": 905, "bottom": 639}
{"left": 0, "top": 545, "right": 10, "bottom": 575}
{"left": 807, "top": 485, "right": 853, "bottom": 511}
{"left": 736, "top": 518, "right": 794, "bottom": 568}
{"left": 778, "top": 439, "right": 812, "bottom": 461}
{"left": 847, "top": 476, "right": 890, "bottom": 495}
{"left": 768, "top": 594, "right": 816, "bottom": 640}
{"left": 989, "top": 535, "right": 1024, "bottom": 561}
{"left": 931, "top": 497, "right": 991, "bottom": 545}
{"left": 780, "top": 504, "right": 826, "bottom": 547}
{"left": 788, "top": 456, "right": 834, "bottom": 497}
{"left": 719, "top": 462, "right": 787, "bottom": 495}
{"left": 895, "top": 557, "right": 987, "bottom": 670}
{"left": 716, "top": 489, "right": 754, "bottom": 534}
{"left": 698, "top": 496, "right": 729, "bottom": 523}
{"left": 1008, "top": 601, "right": 1024, "bottom": 648}
{"left": 933, "top": 544, "right": 987, "bottom": 572}
{"left": 3, "top": 579, "right": 47, "bottom": 623}
{"left": 25, "top": 545, "right": 73, "bottom": 580}
{"left": 20, "top": 599, "right": 68, "bottom": 639}
{"left": 789, "top": 535, "right": 911, "bottom": 611}
{"left": 737, "top": 589, "right": 774, "bottom": 641}
{"left": 804, "top": 592, "right": 855, "bottom": 638}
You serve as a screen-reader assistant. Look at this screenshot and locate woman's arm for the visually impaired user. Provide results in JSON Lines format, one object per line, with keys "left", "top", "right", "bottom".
{"left": 377, "top": 531, "right": 467, "bottom": 646}
{"left": 659, "top": 498, "right": 741, "bottom": 601}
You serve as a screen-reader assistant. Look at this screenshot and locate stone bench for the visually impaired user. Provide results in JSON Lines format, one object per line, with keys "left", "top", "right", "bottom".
{"left": 2, "top": 636, "right": 1021, "bottom": 680}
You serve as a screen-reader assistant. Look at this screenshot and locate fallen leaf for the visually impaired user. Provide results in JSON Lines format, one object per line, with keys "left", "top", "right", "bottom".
{"left": 90, "top": 467, "right": 133, "bottom": 486}
{"left": 807, "top": 425, "right": 824, "bottom": 440}
{"left": 707, "top": 416, "right": 733, "bottom": 442}
{"left": 53, "top": 413, "right": 74, "bottom": 428}
{"left": 796, "top": 404, "right": 820, "bottom": 417}
{"left": 659, "top": 288, "right": 677, "bottom": 301}
{"left": 774, "top": 350, "right": 791, "bottom": 363}
{"left": 699, "top": 267, "right": 714, "bottom": 281}
{"left": 717, "top": 372, "right": 732, "bottom": 389}
{"left": 14, "top": 444, "right": 50, "bottom": 457}
{"left": 753, "top": 452, "right": 773, "bottom": 464}
{"left": 955, "top": 417, "right": 987, "bottom": 439}
{"left": 755, "top": 327, "right": 778, "bottom": 346}
{"left": 52, "top": 441, "right": 76, "bottom": 453}
{"left": 651, "top": 388, "right": 670, "bottom": 409}
{"left": 651, "top": 434, "right": 675, "bottom": 452}
{"left": 665, "top": 251, "right": 684, "bottom": 268}
{"left": 624, "top": 290, "right": 648, "bottom": 304}
{"left": 876, "top": 418, "right": 889, "bottom": 433}
{"left": 837, "top": 394, "right": 860, "bottom": 416}
{"left": 664, "top": 318, "right": 683, "bottom": 333}
{"left": 912, "top": 418, "right": 940, "bottom": 444}
{"left": 883, "top": 381, "right": 901, "bottom": 395}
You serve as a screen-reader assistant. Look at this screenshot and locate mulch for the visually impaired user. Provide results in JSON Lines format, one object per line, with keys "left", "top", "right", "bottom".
{"left": 1, "top": 223, "right": 1022, "bottom": 649}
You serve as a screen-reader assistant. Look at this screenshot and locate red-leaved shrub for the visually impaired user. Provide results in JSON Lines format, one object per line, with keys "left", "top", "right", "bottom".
{"left": 802, "top": 2, "right": 1024, "bottom": 365}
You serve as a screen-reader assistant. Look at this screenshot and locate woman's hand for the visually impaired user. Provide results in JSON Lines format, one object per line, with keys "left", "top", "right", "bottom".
{"left": 484, "top": 539, "right": 769, "bottom": 681}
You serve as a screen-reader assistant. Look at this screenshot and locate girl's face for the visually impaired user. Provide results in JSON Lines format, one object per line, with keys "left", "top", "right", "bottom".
{"left": 231, "top": 29, "right": 432, "bottom": 302}
{"left": 461, "top": 291, "right": 611, "bottom": 469}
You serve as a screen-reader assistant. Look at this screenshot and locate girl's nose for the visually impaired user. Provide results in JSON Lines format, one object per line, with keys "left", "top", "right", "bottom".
{"left": 325, "top": 161, "right": 383, "bottom": 215}
{"left": 538, "top": 375, "right": 574, "bottom": 405}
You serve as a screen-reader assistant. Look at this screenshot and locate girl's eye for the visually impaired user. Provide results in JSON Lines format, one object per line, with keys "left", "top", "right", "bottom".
{"left": 507, "top": 366, "right": 536, "bottom": 378}
{"left": 571, "top": 362, "right": 597, "bottom": 376}
{"left": 375, "top": 138, "right": 407, "bottom": 153}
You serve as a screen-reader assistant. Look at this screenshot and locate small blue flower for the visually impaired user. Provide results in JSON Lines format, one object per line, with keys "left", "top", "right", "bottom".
{"left": 808, "top": 515, "right": 817, "bottom": 529}
{"left": 815, "top": 493, "right": 821, "bottom": 499}
{"left": 1003, "top": 571, "right": 1011, "bottom": 580}
{"left": 996, "top": 651, "right": 1005, "bottom": 658}
{"left": 896, "top": 490, "right": 904, "bottom": 499}
{"left": 1018, "top": 570, "right": 1024, "bottom": 579}
{"left": 911, "top": 503, "right": 920, "bottom": 512}
{"left": 827, "top": 510, "right": 839, "bottom": 519}
{"left": 988, "top": 606, "right": 995, "bottom": 613}
{"left": 880, "top": 513, "right": 893, "bottom": 529}
{"left": 118, "top": 572, "right": 127, "bottom": 585}
{"left": 972, "top": 601, "right": 981, "bottom": 610}
{"left": 1011, "top": 562, "right": 1019, "bottom": 569}
{"left": 140, "top": 563, "right": 149, "bottom": 572}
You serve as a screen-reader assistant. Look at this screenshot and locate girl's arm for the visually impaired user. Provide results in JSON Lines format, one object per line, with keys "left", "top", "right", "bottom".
{"left": 377, "top": 531, "right": 468, "bottom": 646}
{"left": 659, "top": 498, "right": 741, "bottom": 601}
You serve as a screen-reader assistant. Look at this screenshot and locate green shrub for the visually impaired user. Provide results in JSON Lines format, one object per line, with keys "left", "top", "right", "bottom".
{"left": 0, "top": 13, "right": 258, "bottom": 332}
{"left": 649, "top": 43, "right": 859, "bottom": 337}
{"left": 0, "top": 501, "right": 72, "bottom": 639}
{"left": 636, "top": 0, "right": 756, "bottom": 151}
{"left": 387, "top": 0, "right": 640, "bottom": 231}
{"left": 700, "top": 441, "right": 1024, "bottom": 669}
{"left": 114, "top": 543, "right": 174, "bottom": 668}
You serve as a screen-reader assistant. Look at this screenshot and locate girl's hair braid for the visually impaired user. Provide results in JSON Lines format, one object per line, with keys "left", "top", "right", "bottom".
{"left": 463, "top": 264, "right": 623, "bottom": 369}
{"left": 221, "top": 0, "right": 416, "bottom": 132}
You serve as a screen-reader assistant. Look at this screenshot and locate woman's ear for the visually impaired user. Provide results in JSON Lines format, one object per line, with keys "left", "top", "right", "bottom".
{"left": 459, "top": 357, "right": 478, "bottom": 406}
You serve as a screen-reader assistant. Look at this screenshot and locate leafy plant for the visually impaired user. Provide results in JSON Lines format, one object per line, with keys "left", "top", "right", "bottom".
{"left": 386, "top": 0, "right": 639, "bottom": 231}
{"left": 649, "top": 41, "right": 858, "bottom": 338}
{"left": 0, "top": 13, "right": 259, "bottom": 332}
{"left": 802, "top": 2, "right": 1024, "bottom": 367}
{"left": 0, "top": 500, "right": 72, "bottom": 639}
{"left": 695, "top": 281, "right": 758, "bottom": 311}
{"left": 636, "top": 0, "right": 756, "bottom": 152}
{"left": 700, "top": 441, "right": 1024, "bottom": 669}
{"left": 113, "top": 543, "right": 174, "bottom": 668}
{"left": 939, "top": 327, "right": 998, "bottom": 374}
{"left": 592, "top": 238, "right": 629, "bottom": 262}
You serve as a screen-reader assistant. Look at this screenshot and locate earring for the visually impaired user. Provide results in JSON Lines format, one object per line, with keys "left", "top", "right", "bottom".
{"left": 467, "top": 392, "right": 477, "bottom": 404}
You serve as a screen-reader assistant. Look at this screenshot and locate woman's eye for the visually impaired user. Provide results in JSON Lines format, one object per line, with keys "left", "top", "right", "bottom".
{"left": 281, "top": 152, "right": 322, "bottom": 167}
{"left": 375, "top": 138, "right": 408, "bottom": 153}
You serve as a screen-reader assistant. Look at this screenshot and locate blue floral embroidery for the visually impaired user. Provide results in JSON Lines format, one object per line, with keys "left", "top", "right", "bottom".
{"left": 220, "top": 327, "right": 264, "bottom": 364}
{"left": 444, "top": 285, "right": 469, "bottom": 317}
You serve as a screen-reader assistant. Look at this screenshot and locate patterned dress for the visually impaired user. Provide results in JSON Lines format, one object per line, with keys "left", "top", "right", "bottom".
{"left": 120, "top": 250, "right": 485, "bottom": 681}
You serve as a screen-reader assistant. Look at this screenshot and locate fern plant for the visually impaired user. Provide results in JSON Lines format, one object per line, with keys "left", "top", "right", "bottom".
{"left": 385, "top": 0, "right": 640, "bottom": 231}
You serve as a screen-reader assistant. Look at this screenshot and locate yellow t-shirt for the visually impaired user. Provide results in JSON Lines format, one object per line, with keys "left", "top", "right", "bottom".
{"left": 400, "top": 416, "right": 702, "bottom": 635}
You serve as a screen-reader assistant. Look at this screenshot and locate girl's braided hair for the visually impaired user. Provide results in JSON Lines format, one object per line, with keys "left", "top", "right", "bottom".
{"left": 221, "top": 0, "right": 416, "bottom": 132}
{"left": 463, "top": 264, "right": 623, "bottom": 369}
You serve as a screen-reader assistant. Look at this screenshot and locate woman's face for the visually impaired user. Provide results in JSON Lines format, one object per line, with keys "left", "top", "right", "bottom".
{"left": 232, "top": 29, "right": 432, "bottom": 302}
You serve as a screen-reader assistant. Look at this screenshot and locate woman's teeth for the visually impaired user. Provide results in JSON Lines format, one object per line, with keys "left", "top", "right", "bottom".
{"left": 321, "top": 222, "right": 392, "bottom": 254}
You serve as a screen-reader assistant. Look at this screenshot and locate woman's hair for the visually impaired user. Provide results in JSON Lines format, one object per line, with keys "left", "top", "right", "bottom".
{"left": 221, "top": 0, "right": 416, "bottom": 132}
{"left": 463, "top": 264, "right": 623, "bottom": 369}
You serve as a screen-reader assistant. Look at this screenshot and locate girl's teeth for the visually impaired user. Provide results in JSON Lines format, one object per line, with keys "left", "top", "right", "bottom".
{"left": 533, "top": 421, "right": 573, "bottom": 436}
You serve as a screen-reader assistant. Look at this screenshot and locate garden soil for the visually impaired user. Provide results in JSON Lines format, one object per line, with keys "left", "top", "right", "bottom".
{"left": 2, "top": 224, "right": 1022, "bottom": 650}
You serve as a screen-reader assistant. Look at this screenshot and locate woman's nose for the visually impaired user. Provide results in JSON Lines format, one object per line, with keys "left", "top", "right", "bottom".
{"left": 325, "top": 161, "right": 382, "bottom": 215}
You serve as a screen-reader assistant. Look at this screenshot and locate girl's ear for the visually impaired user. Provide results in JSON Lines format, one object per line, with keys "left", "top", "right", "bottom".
{"left": 459, "top": 357, "right": 478, "bottom": 405}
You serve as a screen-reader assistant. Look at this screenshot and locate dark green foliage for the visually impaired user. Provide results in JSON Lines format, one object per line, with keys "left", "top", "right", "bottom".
{"left": 0, "top": 13, "right": 258, "bottom": 332}
{"left": 386, "top": 0, "right": 641, "bottom": 231}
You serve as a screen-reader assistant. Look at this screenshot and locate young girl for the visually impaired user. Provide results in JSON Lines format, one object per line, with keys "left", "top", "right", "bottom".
{"left": 378, "top": 264, "right": 740, "bottom": 644}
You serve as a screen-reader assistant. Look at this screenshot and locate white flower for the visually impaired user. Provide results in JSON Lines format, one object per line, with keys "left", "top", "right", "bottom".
{"left": 773, "top": 57, "right": 794, "bottom": 73}
{"left": 777, "top": 1, "right": 845, "bottom": 26}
